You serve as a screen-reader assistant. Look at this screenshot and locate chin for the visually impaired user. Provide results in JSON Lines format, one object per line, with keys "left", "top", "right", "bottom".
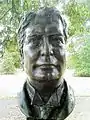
{"left": 32, "top": 67, "right": 62, "bottom": 81}
{"left": 31, "top": 73, "right": 61, "bottom": 83}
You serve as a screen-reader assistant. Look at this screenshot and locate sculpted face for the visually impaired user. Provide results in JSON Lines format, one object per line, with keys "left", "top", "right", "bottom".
{"left": 23, "top": 11, "right": 66, "bottom": 83}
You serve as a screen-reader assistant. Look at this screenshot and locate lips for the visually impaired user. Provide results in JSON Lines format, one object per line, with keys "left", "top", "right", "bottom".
{"left": 32, "top": 64, "right": 61, "bottom": 81}
{"left": 40, "top": 66, "right": 53, "bottom": 72}
{"left": 33, "top": 64, "right": 60, "bottom": 72}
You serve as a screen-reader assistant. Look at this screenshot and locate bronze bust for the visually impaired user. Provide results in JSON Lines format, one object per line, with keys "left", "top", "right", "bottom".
{"left": 18, "top": 7, "right": 75, "bottom": 120}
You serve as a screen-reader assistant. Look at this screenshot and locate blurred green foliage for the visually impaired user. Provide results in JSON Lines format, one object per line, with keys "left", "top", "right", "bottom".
{"left": 65, "top": 0, "right": 90, "bottom": 36}
{"left": 67, "top": 39, "right": 90, "bottom": 76}
{"left": 0, "top": 36, "right": 20, "bottom": 74}
{"left": 65, "top": 0, "right": 90, "bottom": 76}
{"left": 0, "top": 0, "right": 90, "bottom": 76}
{"left": 0, "top": 52, "right": 16, "bottom": 74}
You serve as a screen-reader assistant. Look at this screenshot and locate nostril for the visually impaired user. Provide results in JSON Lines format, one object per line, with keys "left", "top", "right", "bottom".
{"left": 41, "top": 51, "right": 53, "bottom": 56}
{"left": 41, "top": 53, "right": 44, "bottom": 56}
{"left": 50, "top": 51, "right": 53, "bottom": 56}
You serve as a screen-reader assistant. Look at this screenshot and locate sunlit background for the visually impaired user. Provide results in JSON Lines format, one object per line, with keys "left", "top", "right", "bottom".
{"left": 0, "top": 0, "right": 90, "bottom": 120}
{"left": 0, "top": 0, "right": 90, "bottom": 76}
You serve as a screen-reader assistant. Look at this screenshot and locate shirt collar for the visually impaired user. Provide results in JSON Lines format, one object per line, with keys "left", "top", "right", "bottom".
{"left": 26, "top": 82, "right": 35, "bottom": 105}
{"left": 26, "top": 79, "right": 64, "bottom": 106}
{"left": 19, "top": 79, "right": 75, "bottom": 119}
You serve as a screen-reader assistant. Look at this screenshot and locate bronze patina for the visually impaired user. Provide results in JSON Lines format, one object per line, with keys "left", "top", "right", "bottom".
{"left": 18, "top": 7, "right": 75, "bottom": 120}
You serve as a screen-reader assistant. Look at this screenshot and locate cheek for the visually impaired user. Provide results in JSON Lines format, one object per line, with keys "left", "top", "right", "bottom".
{"left": 54, "top": 47, "right": 66, "bottom": 61}
{"left": 23, "top": 44, "right": 39, "bottom": 62}
{"left": 23, "top": 45, "right": 40, "bottom": 72}
{"left": 23, "top": 44, "right": 34, "bottom": 58}
{"left": 23, "top": 45, "right": 32, "bottom": 73}
{"left": 60, "top": 48, "right": 66, "bottom": 56}
{"left": 24, "top": 54, "right": 31, "bottom": 73}
{"left": 59, "top": 45, "right": 66, "bottom": 56}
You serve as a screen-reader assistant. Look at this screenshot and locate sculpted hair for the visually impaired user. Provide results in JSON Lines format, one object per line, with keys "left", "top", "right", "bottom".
{"left": 18, "top": 7, "right": 68, "bottom": 60}
{"left": 18, "top": 11, "right": 36, "bottom": 61}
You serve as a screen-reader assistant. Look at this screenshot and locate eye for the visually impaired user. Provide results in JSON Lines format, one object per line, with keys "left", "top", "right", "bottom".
{"left": 28, "top": 35, "right": 42, "bottom": 48}
{"left": 50, "top": 35, "right": 64, "bottom": 47}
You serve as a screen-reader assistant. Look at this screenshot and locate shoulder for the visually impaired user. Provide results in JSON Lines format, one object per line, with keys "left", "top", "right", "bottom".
{"left": 59, "top": 80, "right": 75, "bottom": 119}
{"left": 66, "top": 82, "right": 75, "bottom": 115}
{"left": 18, "top": 81, "right": 32, "bottom": 117}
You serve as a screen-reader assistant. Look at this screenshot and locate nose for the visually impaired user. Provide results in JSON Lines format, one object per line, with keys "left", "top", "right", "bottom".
{"left": 41, "top": 36, "right": 53, "bottom": 61}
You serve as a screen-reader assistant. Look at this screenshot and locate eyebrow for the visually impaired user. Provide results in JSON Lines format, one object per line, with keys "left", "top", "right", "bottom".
{"left": 48, "top": 33, "right": 63, "bottom": 37}
{"left": 27, "top": 34, "right": 43, "bottom": 38}
{"left": 27, "top": 33, "right": 63, "bottom": 38}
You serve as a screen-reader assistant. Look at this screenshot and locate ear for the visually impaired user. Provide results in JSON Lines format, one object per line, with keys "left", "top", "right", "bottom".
{"left": 59, "top": 14, "right": 68, "bottom": 43}
{"left": 63, "top": 19, "right": 68, "bottom": 43}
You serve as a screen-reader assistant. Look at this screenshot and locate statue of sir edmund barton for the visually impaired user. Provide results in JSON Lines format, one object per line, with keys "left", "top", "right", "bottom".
{"left": 18, "top": 7, "right": 75, "bottom": 120}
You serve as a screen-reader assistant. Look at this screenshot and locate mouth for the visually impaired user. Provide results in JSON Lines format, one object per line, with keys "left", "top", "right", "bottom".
{"left": 31, "top": 64, "right": 61, "bottom": 82}
{"left": 33, "top": 64, "right": 60, "bottom": 71}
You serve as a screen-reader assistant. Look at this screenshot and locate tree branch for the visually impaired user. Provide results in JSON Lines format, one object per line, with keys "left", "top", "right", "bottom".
{"left": 0, "top": 8, "right": 12, "bottom": 20}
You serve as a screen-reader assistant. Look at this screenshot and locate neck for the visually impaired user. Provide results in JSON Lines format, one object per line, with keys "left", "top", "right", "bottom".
{"left": 27, "top": 78, "right": 64, "bottom": 98}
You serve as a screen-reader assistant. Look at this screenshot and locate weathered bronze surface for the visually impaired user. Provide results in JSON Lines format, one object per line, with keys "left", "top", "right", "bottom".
{"left": 18, "top": 7, "right": 75, "bottom": 120}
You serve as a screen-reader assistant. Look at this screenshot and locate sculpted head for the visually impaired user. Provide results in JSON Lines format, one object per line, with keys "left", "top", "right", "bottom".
{"left": 18, "top": 7, "right": 67, "bottom": 85}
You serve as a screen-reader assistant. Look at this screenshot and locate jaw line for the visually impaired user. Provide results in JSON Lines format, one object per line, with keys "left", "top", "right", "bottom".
{"left": 30, "top": 73, "right": 61, "bottom": 83}
{"left": 33, "top": 64, "right": 60, "bottom": 68}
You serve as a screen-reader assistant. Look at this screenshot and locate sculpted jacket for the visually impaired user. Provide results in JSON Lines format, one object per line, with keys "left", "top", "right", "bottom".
{"left": 18, "top": 79, "right": 75, "bottom": 120}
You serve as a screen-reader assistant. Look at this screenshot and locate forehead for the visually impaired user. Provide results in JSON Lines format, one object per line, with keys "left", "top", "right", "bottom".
{"left": 25, "top": 19, "right": 64, "bottom": 36}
